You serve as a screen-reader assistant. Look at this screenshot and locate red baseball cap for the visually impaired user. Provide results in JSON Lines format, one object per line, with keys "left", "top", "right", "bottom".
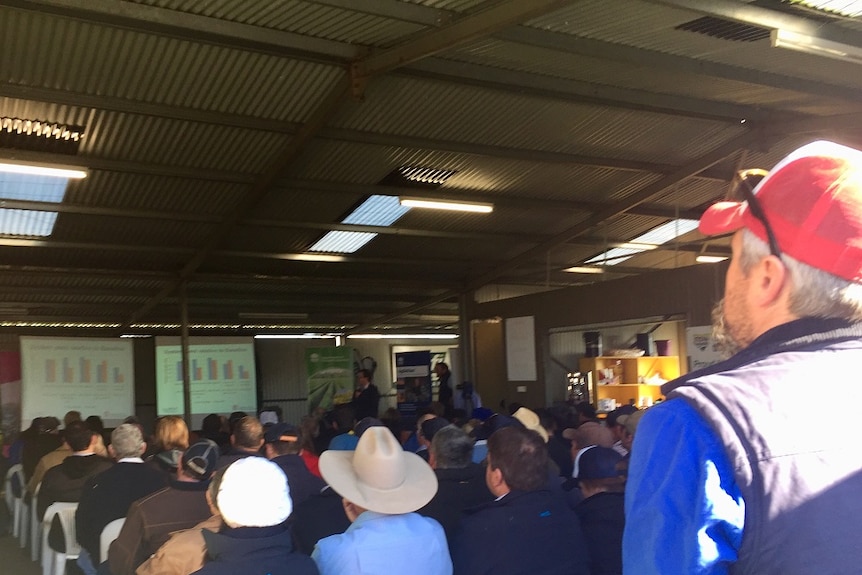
{"left": 699, "top": 141, "right": 862, "bottom": 283}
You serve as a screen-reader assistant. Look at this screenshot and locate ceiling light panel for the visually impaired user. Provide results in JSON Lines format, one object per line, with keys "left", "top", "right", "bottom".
{"left": 342, "top": 194, "right": 410, "bottom": 226}
{"left": 790, "top": 0, "right": 862, "bottom": 17}
{"left": 584, "top": 219, "right": 700, "bottom": 266}
{"left": 308, "top": 231, "right": 377, "bottom": 253}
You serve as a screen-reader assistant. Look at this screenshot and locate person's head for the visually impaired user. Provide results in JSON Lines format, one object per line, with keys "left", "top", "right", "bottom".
{"left": 154, "top": 415, "right": 190, "bottom": 451}
{"left": 563, "top": 421, "right": 614, "bottom": 458}
{"left": 319, "top": 426, "right": 438, "bottom": 518}
{"left": 434, "top": 362, "right": 449, "bottom": 377}
{"left": 575, "top": 402, "right": 598, "bottom": 424}
{"left": 512, "top": 407, "right": 549, "bottom": 442}
{"left": 180, "top": 439, "right": 220, "bottom": 481}
{"left": 700, "top": 141, "right": 862, "bottom": 356}
{"left": 357, "top": 369, "right": 372, "bottom": 388}
{"left": 63, "top": 410, "right": 82, "bottom": 428}
{"left": 228, "top": 411, "right": 248, "bottom": 434}
{"left": 617, "top": 410, "right": 647, "bottom": 453}
{"left": 216, "top": 457, "right": 292, "bottom": 528}
{"left": 39, "top": 416, "right": 61, "bottom": 434}
{"left": 486, "top": 426, "right": 547, "bottom": 497}
{"left": 263, "top": 422, "right": 302, "bottom": 458}
{"left": 85, "top": 415, "right": 104, "bottom": 434}
{"left": 605, "top": 405, "right": 638, "bottom": 442}
{"left": 420, "top": 417, "right": 450, "bottom": 449}
{"left": 429, "top": 424, "right": 474, "bottom": 470}
{"left": 231, "top": 416, "right": 264, "bottom": 451}
{"left": 574, "top": 446, "right": 625, "bottom": 497}
{"left": 331, "top": 404, "right": 356, "bottom": 433}
{"left": 202, "top": 413, "right": 223, "bottom": 435}
{"left": 109, "top": 423, "right": 147, "bottom": 460}
{"left": 64, "top": 420, "right": 96, "bottom": 452}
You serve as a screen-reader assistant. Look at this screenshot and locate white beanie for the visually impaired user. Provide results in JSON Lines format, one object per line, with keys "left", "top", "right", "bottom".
{"left": 217, "top": 457, "right": 292, "bottom": 528}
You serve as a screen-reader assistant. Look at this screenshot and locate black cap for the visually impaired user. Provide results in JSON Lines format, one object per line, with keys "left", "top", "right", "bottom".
{"left": 263, "top": 422, "right": 300, "bottom": 444}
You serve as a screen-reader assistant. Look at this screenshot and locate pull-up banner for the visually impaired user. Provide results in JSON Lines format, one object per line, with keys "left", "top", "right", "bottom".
{"left": 306, "top": 347, "right": 353, "bottom": 413}
{"left": 395, "top": 350, "right": 431, "bottom": 416}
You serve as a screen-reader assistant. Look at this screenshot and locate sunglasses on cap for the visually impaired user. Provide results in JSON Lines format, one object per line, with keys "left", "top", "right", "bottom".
{"left": 730, "top": 169, "right": 782, "bottom": 259}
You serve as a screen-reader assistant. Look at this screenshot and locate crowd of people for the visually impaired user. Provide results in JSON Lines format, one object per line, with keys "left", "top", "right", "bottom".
{"left": 5, "top": 139, "right": 862, "bottom": 575}
{"left": 4, "top": 396, "right": 640, "bottom": 575}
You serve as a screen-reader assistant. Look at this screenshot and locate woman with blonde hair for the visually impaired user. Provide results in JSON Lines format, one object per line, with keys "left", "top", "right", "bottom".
{"left": 146, "top": 415, "right": 189, "bottom": 476}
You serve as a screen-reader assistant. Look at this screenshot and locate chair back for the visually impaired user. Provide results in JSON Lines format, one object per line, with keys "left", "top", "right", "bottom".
{"left": 100, "top": 517, "right": 126, "bottom": 563}
{"left": 3, "top": 463, "right": 24, "bottom": 537}
{"left": 41, "top": 501, "right": 78, "bottom": 575}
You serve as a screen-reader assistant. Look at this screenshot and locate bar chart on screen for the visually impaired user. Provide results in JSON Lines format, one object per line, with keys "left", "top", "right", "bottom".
{"left": 155, "top": 336, "right": 257, "bottom": 419}
{"left": 21, "top": 336, "right": 135, "bottom": 425}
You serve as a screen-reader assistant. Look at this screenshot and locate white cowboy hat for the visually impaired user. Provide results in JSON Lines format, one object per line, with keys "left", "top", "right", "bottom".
{"left": 319, "top": 426, "right": 438, "bottom": 514}
{"left": 513, "top": 407, "right": 549, "bottom": 443}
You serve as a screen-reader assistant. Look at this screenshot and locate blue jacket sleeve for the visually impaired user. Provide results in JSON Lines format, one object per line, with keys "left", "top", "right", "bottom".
{"left": 623, "top": 399, "right": 745, "bottom": 575}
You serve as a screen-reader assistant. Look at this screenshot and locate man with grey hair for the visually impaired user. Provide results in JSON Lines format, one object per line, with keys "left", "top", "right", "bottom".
{"left": 75, "top": 423, "right": 167, "bottom": 575}
{"left": 418, "top": 424, "right": 493, "bottom": 545}
{"left": 625, "top": 141, "right": 862, "bottom": 574}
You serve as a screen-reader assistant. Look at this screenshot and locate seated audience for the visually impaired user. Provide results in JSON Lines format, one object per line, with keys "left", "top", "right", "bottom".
{"left": 108, "top": 439, "right": 218, "bottom": 575}
{"left": 326, "top": 405, "right": 358, "bottom": 451}
{"left": 200, "top": 413, "right": 231, "bottom": 453}
{"left": 312, "top": 427, "right": 451, "bottom": 575}
{"left": 195, "top": 457, "right": 318, "bottom": 575}
{"left": 22, "top": 416, "right": 62, "bottom": 481}
{"left": 573, "top": 446, "right": 626, "bottom": 575}
{"left": 418, "top": 424, "right": 493, "bottom": 545}
{"left": 38, "top": 420, "right": 113, "bottom": 521}
{"left": 135, "top": 477, "right": 222, "bottom": 575}
{"left": 451, "top": 426, "right": 591, "bottom": 575}
{"left": 263, "top": 422, "right": 325, "bottom": 506}
{"left": 146, "top": 415, "right": 190, "bottom": 477}
{"left": 216, "top": 415, "right": 264, "bottom": 469}
{"left": 75, "top": 423, "right": 167, "bottom": 575}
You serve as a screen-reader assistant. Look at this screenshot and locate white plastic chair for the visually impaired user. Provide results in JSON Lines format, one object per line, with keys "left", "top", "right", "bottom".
{"left": 32, "top": 482, "right": 42, "bottom": 561}
{"left": 41, "top": 502, "right": 79, "bottom": 575}
{"left": 4, "top": 463, "right": 22, "bottom": 537}
{"left": 99, "top": 517, "right": 126, "bottom": 563}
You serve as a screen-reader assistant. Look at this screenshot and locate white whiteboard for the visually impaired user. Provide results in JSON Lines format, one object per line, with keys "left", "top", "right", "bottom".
{"left": 506, "top": 316, "right": 537, "bottom": 381}
{"left": 21, "top": 336, "right": 135, "bottom": 427}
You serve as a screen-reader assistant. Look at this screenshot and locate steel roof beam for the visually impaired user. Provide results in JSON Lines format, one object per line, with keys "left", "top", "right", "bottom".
{"left": 496, "top": 26, "right": 862, "bottom": 106}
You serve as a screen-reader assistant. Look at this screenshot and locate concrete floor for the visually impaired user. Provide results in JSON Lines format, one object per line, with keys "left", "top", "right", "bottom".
{"left": 0, "top": 531, "right": 41, "bottom": 575}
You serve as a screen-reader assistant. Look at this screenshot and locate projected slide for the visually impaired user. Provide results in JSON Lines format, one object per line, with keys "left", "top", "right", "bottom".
{"left": 155, "top": 337, "right": 256, "bottom": 418}
{"left": 21, "top": 337, "right": 134, "bottom": 426}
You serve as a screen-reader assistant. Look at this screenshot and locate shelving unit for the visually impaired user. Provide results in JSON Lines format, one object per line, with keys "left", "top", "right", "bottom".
{"left": 579, "top": 355, "right": 680, "bottom": 411}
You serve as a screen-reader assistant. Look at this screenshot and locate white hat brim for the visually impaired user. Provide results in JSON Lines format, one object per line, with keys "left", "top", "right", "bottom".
{"left": 320, "top": 449, "right": 438, "bottom": 515}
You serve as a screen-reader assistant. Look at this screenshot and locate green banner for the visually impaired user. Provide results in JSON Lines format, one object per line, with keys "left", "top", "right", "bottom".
{"left": 306, "top": 347, "right": 354, "bottom": 412}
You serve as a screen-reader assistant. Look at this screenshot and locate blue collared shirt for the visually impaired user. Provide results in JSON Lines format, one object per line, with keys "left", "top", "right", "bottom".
{"left": 623, "top": 399, "right": 745, "bottom": 575}
{"left": 312, "top": 510, "right": 452, "bottom": 575}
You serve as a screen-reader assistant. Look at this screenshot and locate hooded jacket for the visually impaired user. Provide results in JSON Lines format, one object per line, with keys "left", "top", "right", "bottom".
{"left": 193, "top": 524, "right": 319, "bottom": 575}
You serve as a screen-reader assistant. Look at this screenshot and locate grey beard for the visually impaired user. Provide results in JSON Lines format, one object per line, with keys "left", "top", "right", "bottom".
{"left": 711, "top": 298, "right": 742, "bottom": 359}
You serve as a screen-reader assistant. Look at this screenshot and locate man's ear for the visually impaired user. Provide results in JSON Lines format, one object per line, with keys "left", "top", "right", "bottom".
{"left": 108, "top": 444, "right": 117, "bottom": 459}
{"left": 139, "top": 441, "right": 148, "bottom": 457}
{"left": 751, "top": 255, "right": 789, "bottom": 307}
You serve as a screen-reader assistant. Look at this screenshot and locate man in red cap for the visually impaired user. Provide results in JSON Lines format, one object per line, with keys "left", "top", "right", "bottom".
{"left": 624, "top": 141, "right": 862, "bottom": 575}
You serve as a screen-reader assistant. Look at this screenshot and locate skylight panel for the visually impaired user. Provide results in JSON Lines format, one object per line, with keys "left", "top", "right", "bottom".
{"left": 309, "top": 231, "right": 377, "bottom": 254}
{"left": 791, "top": 0, "right": 862, "bottom": 17}
{"left": 0, "top": 169, "right": 72, "bottom": 237}
{"left": 342, "top": 195, "right": 410, "bottom": 227}
{"left": 584, "top": 219, "right": 700, "bottom": 266}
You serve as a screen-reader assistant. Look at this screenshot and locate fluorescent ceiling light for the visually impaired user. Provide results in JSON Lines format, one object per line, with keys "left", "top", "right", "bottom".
{"left": 696, "top": 255, "right": 729, "bottom": 263}
{"left": 771, "top": 29, "right": 862, "bottom": 64}
{"left": 584, "top": 219, "right": 699, "bottom": 266}
{"left": 347, "top": 333, "right": 459, "bottom": 339}
{"left": 309, "top": 231, "right": 377, "bottom": 253}
{"left": 0, "top": 160, "right": 87, "bottom": 179}
{"left": 343, "top": 195, "right": 410, "bottom": 227}
{"left": 615, "top": 242, "right": 658, "bottom": 251}
{"left": 789, "top": 0, "right": 862, "bottom": 17}
{"left": 563, "top": 266, "right": 605, "bottom": 274}
{"left": 254, "top": 334, "right": 337, "bottom": 339}
{"left": 399, "top": 197, "right": 493, "bottom": 213}
{"left": 281, "top": 253, "right": 346, "bottom": 263}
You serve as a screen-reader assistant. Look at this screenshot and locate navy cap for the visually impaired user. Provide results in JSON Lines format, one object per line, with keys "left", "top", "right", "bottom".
{"left": 575, "top": 446, "right": 623, "bottom": 480}
{"left": 182, "top": 439, "right": 220, "bottom": 481}
{"left": 263, "top": 422, "right": 300, "bottom": 444}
